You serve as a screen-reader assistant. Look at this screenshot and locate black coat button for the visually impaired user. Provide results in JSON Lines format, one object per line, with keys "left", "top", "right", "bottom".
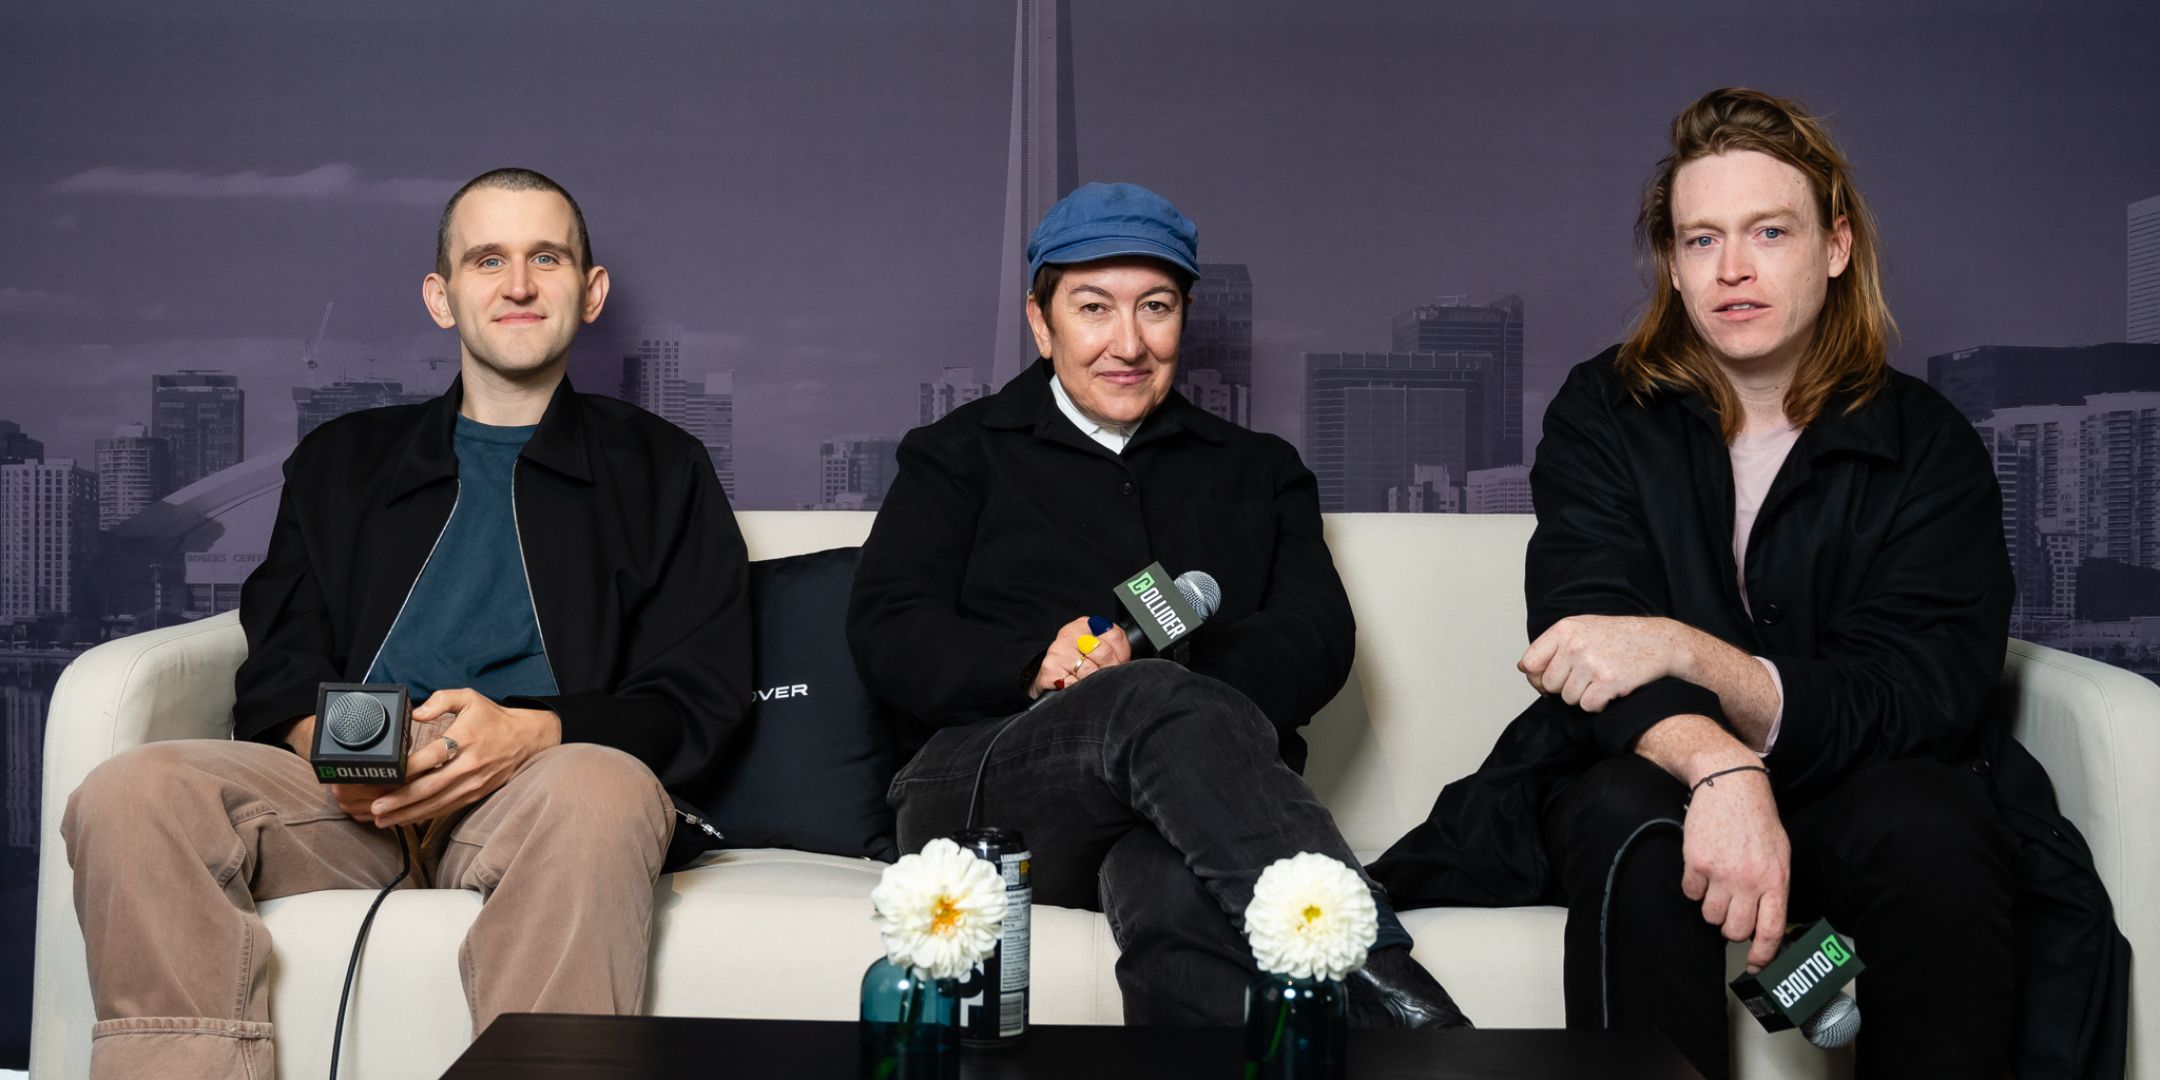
{"left": 1759, "top": 603, "right": 1784, "bottom": 626}
{"left": 1120, "top": 480, "right": 1135, "bottom": 496}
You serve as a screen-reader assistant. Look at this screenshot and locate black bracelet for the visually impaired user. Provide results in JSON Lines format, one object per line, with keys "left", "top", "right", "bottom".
{"left": 1686, "top": 764, "right": 1769, "bottom": 803}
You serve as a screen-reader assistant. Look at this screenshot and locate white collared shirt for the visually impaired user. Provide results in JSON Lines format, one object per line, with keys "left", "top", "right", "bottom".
{"left": 1048, "top": 371, "right": 1136, "bottom": 454}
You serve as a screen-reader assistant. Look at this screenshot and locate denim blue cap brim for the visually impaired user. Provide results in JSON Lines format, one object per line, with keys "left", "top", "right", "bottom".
{"left": 1026, "top": 182, "right": 1202, "bottom": 284}
{"left": 1030, "top": 235, "right": 1202, "bottom": 282}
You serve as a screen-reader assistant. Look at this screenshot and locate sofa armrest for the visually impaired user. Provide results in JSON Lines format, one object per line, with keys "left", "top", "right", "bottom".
{"left": 40, "top": 609, "right": 249, "bottom": 802}
{"left": 1998, "top": 638, "right": 2159, "bottom": 1074}
{"left": 31, "top": 609, "right": 249, "bottom": 1079}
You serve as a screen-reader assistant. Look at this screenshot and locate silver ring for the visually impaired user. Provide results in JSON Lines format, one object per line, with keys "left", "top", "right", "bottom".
{"left": 442, "top": 735, "right": 459, "bottom": 764}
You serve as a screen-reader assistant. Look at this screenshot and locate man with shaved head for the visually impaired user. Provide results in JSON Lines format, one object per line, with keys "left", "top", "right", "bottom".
{"left": 63, "top": 168, "right": 751, "bottom": 1077}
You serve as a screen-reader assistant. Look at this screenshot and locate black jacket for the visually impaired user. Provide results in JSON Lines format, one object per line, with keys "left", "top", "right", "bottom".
{"left": 1371, "top": 346, "right": 2015, "bottom": 902}
{"left": 1375, "top": 346, "right": 2129, "bottom": 1076}
{"left": 233, "top": 376, "right": 753, "bottom": 815}
{"left": 847, "top": 359, "right": 1355, "bottom": 771}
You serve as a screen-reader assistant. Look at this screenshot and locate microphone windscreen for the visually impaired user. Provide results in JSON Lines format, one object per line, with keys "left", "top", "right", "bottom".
{"left": 1174, "top": 571, "right": 1222, "bottom": 618}
{"left": 326, "top": 692, "right": 390, "bottom": 750}
{"left": 1800, "top": 992, "right": 1861, "bottom": 1049}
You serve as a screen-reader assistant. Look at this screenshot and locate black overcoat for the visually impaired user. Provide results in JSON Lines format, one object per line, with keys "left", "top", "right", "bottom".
{"left": 1370, "top": 346, "right": 2017, "bottom": 905}
{"left": 847, "top": 359, "right": 1356, "bottom": 772}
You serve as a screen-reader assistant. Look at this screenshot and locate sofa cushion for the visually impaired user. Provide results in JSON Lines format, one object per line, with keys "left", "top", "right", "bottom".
{"left": 686, "top": 546, "right": 899, "bottom": 861}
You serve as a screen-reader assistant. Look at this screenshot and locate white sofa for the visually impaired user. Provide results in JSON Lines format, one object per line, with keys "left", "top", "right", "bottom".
{"left": 32, "top": 512, "right": 2159, "bottom": 1078}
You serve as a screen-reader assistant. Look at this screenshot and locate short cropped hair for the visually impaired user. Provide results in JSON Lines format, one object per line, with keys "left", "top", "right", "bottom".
{"left": 433, "top": 167, "right": 593, "bottom": 279}
{"left": 1617, "top": 88, "right": 1895, "bottom": 440}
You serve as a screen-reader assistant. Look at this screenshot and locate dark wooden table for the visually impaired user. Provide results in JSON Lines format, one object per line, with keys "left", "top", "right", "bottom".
{"left": 442, "top": 1014, "right": 1703, "bottom": 1079}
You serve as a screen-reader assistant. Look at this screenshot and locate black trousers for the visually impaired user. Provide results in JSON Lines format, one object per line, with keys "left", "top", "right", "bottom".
{"left": 890, "top": 660, "right": 1412, "bottom": 1026}
{"left": 1542, "top": 754, "right": 2015, "bottom": 1080}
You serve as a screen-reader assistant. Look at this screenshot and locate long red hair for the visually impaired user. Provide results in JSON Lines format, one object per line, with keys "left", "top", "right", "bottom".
{"left": 1617, "top": 87, "right": 1896, "bottom": 441}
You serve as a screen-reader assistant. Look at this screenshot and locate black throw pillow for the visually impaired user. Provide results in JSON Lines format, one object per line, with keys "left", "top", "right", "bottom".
{"left": 688, "top": 545, "right": 897, "bottom": 862}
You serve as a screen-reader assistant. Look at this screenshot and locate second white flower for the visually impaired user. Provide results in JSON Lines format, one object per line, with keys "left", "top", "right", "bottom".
{"left": 1242, "top": 852, "right": 1379, "bottom": 982}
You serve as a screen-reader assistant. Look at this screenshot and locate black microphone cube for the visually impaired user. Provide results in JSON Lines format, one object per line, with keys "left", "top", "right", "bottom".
{"left": 310, "top": 683, "right": 411, "bottom": 784}
{"left": 1729, "top": 918, "right": 1865, "bottom": 1033}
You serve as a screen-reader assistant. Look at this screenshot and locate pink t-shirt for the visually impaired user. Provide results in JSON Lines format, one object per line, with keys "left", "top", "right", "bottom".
{"left": 1730, "top": 422, "right": 1800, "bottom": 753}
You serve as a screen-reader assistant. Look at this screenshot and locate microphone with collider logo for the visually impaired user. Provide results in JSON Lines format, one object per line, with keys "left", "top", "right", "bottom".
{"left": 1112, "top": 562, "right": 1221, "bottom": 660}
{"left": 309, "top": 683, "right": 411, "bottom": 783}
{"left": 1728, "top": 918, "right": 1864, "bottom": 1049}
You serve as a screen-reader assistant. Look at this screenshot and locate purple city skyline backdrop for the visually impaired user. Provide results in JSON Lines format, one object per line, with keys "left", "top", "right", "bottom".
{"left": 4, "top": 2, "right": 2159, "bottom": 1065}
{"left": 4, "top": 1, "right": 2156, "bottom": 510}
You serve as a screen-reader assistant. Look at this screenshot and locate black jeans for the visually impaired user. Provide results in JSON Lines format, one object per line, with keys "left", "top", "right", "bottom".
{"left": 890, "top": 660, "right": 1412, "bottom": 1026}
{"left": 1542, "top": 754, "right": 2015, "bottom": 1080}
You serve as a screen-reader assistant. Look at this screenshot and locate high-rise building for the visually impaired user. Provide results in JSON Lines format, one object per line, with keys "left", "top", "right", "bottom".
{"left": 814, "top": 435, "right": 902, "bottom": 510}
{"left": 1178, "top": 263, "right": 1253, "bottom": 426}
{"left": 1975, "top": 404, "right": 2087, "bottom": 538}
{"left": 2039, "top": 531, "right": 2082, "bottom": 621}
{"left": 1393, "top": 295, "right": 1524, "bottom": 466}
{"left": 4, "top": 684, "right": 44, "bottom": 848}
{"left": 2131, "top": 194, "right": 2160, "bottom": 344}
{"left": 1305, "top": 351, "right": 1493, "bottom": 512}
{"left": 0, "top": 458, "right": 98, "bottom": 621}
{"left": 681, "top": 372, "right": 737, "bottom": 499}
{"left": 2079, "top": 392, "right": 2160, "bottom": 571}
{"left": 152, "top": 371, "right": 244, "bottom": 489}
{"left": 1981, "top": 425, "right": 2051, "bottom": 623}
{"left": 920, "top": 367, "right": 992, "bottom": 426}
{"left": 620, "top": 328, "right": 686, "bottom": 424}
{"left": 0, "top": 420, "right": 43, "bottom": 464}
{"left": 1974, "top": 393, "right": 2160, "bottom": 628}
{"left": 1384, "top": 464, "right": 1461, "bottom": 513}
{"left": 1466, "top": 464, "right": 1535, "bottom": 514}
{"left": 1174, "top": 368, "right": 1249, "bottom": 430}
{"left": 992, "top": 0, "right": 1079, "bottom": 386}
{"left": 292, "top": 377, "right": 433, "bottom": 440}
{"left": 1927, "top": 343, "right": 2160, "bottom": 422}
{"left": 95, "top": 424, "right": 174, "bottom": 530}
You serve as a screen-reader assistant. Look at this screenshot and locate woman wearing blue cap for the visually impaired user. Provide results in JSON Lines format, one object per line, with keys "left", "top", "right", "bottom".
{"left": 848, "top": 182, "right": 1468, "bottom": 1027}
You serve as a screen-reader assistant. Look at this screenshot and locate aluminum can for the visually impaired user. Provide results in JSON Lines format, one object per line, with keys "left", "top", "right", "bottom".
{"left": 949, "top": 827, "right": 1031, "bottom": 1046}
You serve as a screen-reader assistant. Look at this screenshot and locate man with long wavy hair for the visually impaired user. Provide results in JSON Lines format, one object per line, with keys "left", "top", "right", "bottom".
{"left": 1373, "top": 88, "right": 2020, "bottom": 1077}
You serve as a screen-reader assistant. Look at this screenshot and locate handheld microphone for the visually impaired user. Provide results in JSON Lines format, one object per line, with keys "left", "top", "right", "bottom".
{"left": 1112, "top": 563, "right": 1221, "bottom": 654}
{"left": 1173, "top": 570, "right": 1222, "bottom": 621}
{"left": 310, "top": 683, "right": 411, "bottom": 783}
{"left": 1729, "top": 918, "right": 1864, "bottom": 1049}
{"left": 994, "top": 568, "right": 1225, "bottom": 814}
{"left": 311, "top": 681, "right": 417, "bottom": 1080}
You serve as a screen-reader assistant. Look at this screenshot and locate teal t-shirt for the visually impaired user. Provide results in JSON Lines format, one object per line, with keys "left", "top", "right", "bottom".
{"left": 366, "top": 415, "right": 560, "bottom": 701}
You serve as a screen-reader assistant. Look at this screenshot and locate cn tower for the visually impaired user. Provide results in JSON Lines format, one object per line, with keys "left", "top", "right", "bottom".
{"left": 990, "top": 0, "right": 1080, "bottom": 388}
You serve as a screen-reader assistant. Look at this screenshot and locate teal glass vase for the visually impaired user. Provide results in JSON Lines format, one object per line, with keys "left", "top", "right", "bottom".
{"left": 1242, "top": 973, "right": 1347, "bottom": 1079}
{"left": 859, "top": 956, "right": 961, "bottom": 1080}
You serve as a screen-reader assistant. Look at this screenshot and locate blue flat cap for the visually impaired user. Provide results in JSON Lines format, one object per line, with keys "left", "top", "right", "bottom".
{"left": 1026, "top": 182, "right": 1201, "bottom": 284}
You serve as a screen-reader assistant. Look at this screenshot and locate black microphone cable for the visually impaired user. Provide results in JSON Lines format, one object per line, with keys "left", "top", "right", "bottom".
{"left": 1599, "top": 816, "right": 1684, "bottom": 1028}
{"left": 963, "top": 714, "right": 1025, "bottom": 831}
{"left": 328, "top": 827, "right": 412, "bottom": 1080}
{"left": 965, "top": 618, "right": 1115, "bottom": 829}
{"left": 1595, "top": 815, "right": 1860, "bottom": 1047}
{"left": 963, "top": 569, "right": 1222, "bottom": 830}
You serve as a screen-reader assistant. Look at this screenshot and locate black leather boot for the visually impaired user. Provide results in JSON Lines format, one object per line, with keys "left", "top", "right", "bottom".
{"left": 1345, "top": 946, "right": 1473, "bottom": 1029}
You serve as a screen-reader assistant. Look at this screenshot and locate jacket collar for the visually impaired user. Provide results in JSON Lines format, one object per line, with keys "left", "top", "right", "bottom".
{"left": 386, "top": 374, "right": 592, "bottom": 503}
{"left": 1669, "top": 374, "right": 1902, "bottom": 464}
{"left": 981, "top": 357, "right": 1231, "bottom": 451}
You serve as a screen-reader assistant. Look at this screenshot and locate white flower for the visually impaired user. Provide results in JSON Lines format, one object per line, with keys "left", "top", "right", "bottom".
{"left": 870, "top": 838, "right": 1009, "bottom": 981}
{"left": 1243, "top": 852, "right": 1378, "bottom": 982}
